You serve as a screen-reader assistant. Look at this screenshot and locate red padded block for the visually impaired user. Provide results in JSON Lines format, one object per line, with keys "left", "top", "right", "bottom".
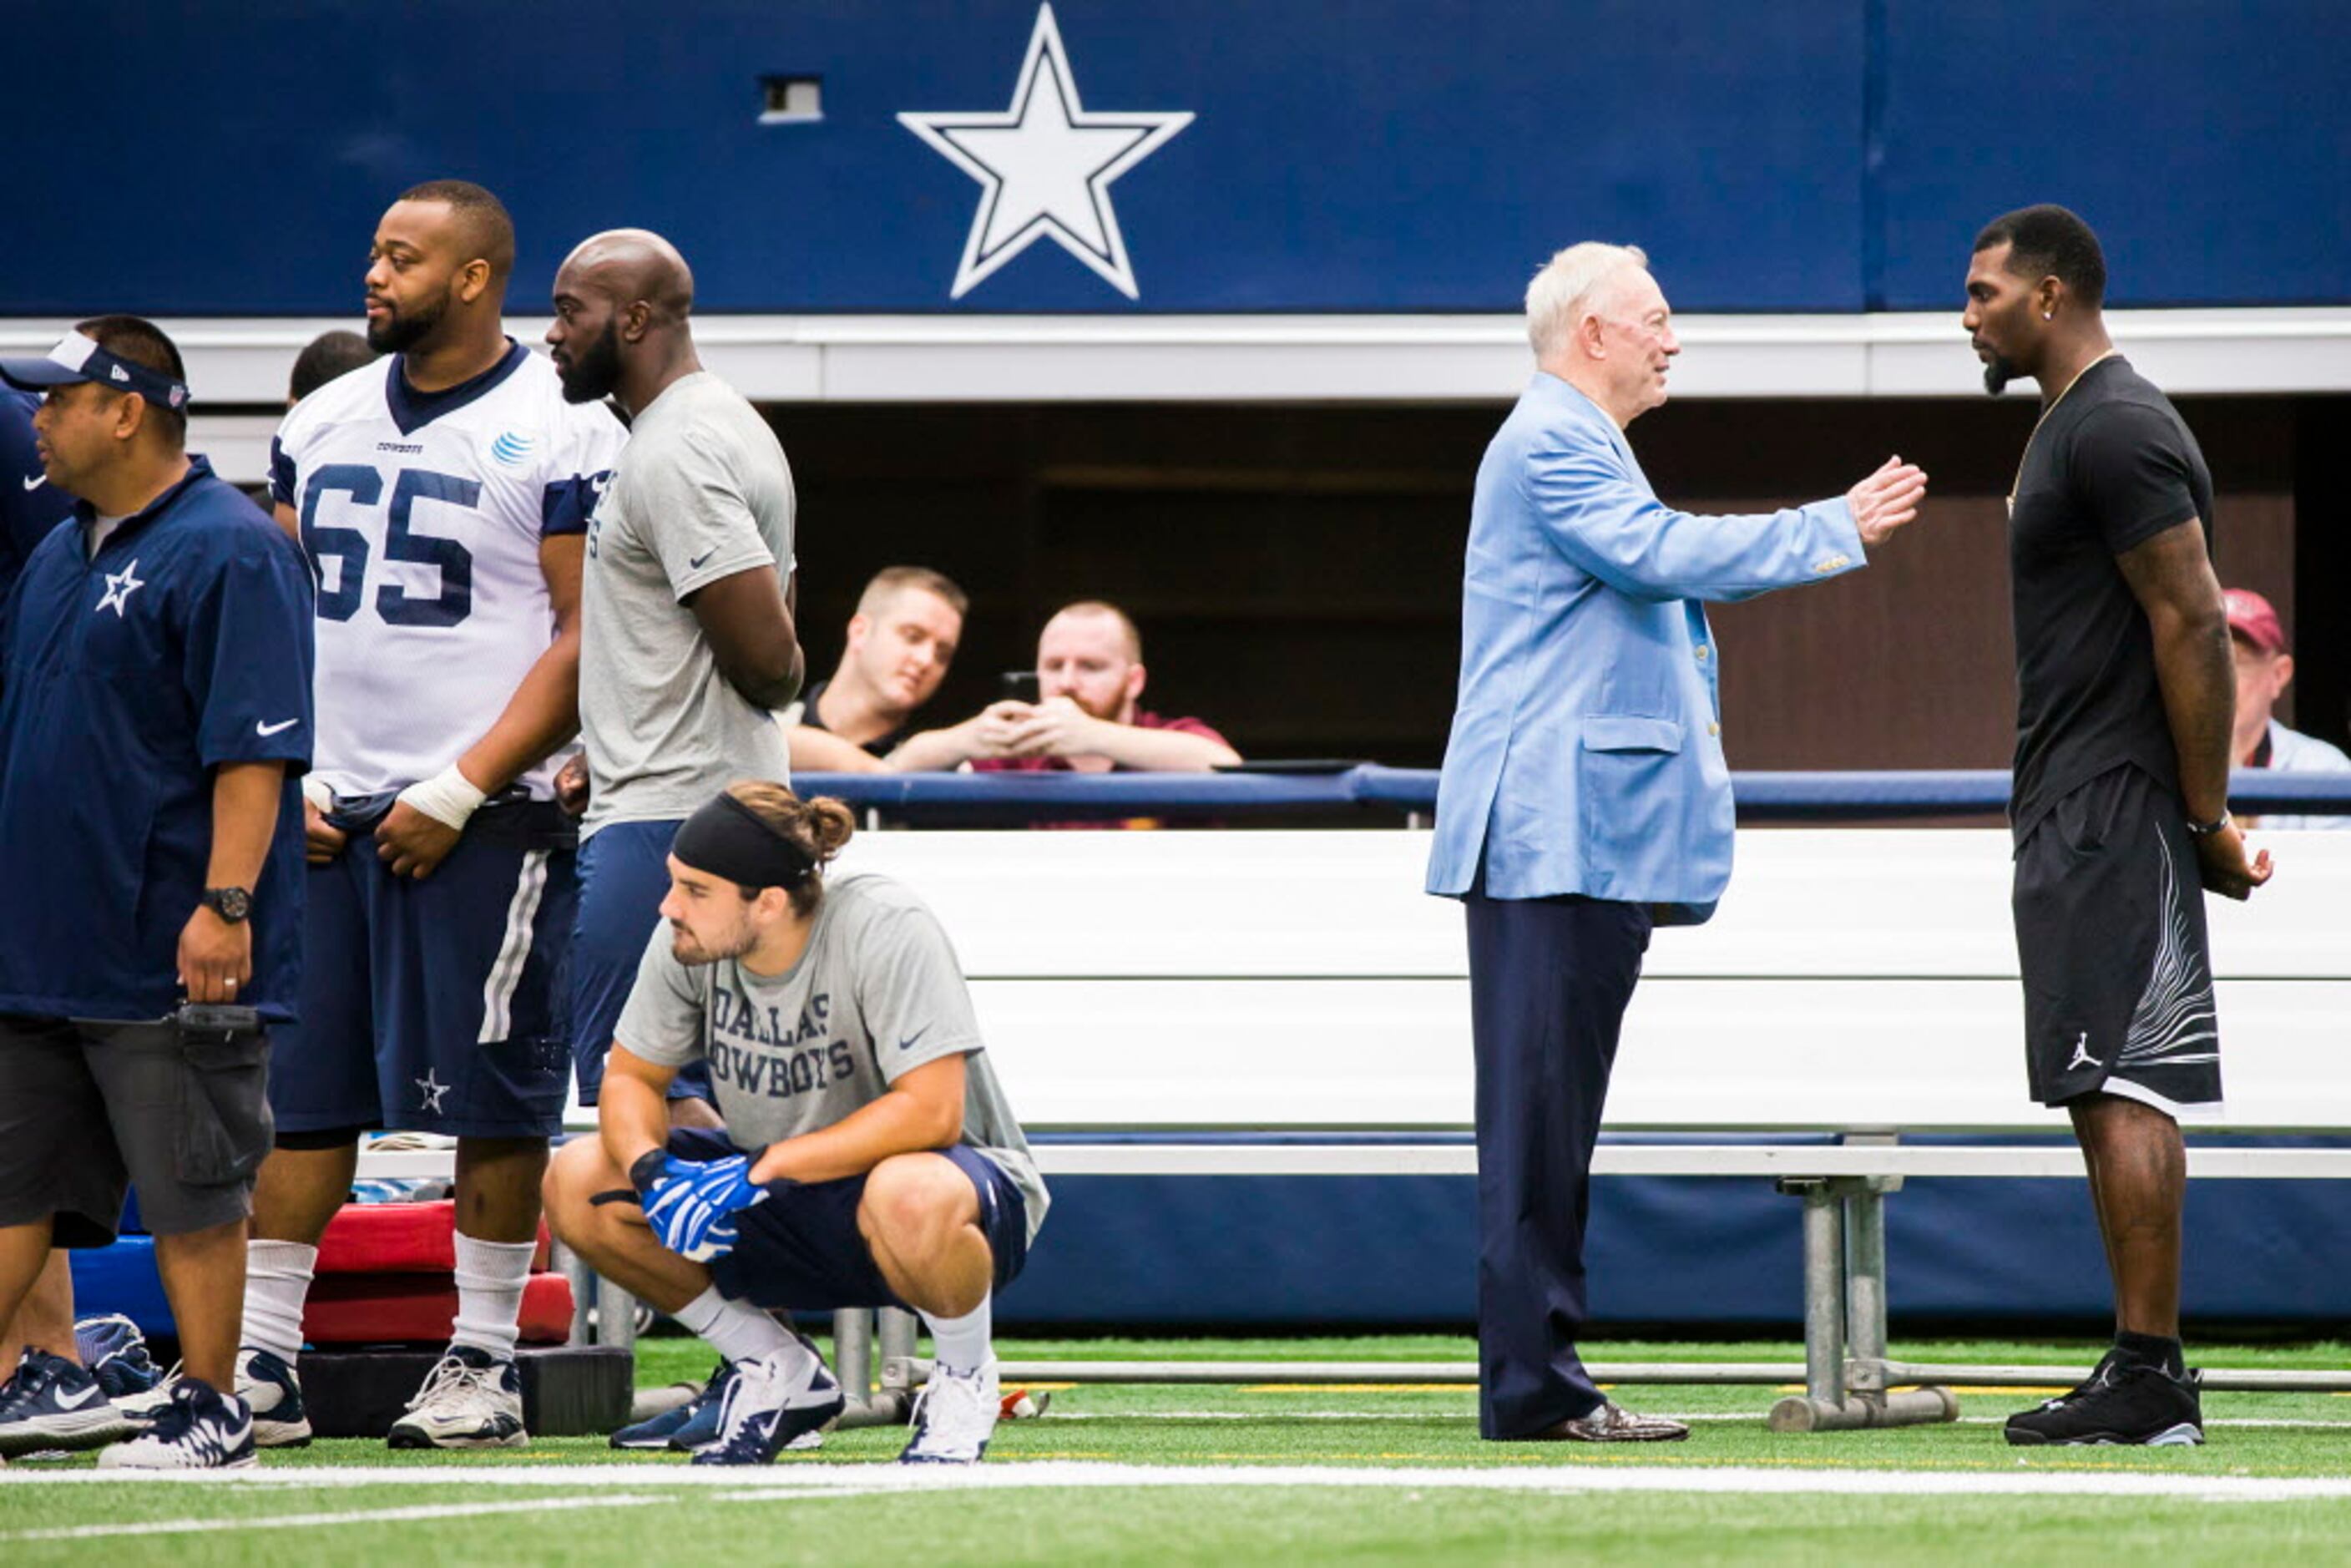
{"left": 316, "top": 1201, "right": 553, "bottom": 1275}
{"left": 302, "top": 1272, "right": 575, "bottom": 1347}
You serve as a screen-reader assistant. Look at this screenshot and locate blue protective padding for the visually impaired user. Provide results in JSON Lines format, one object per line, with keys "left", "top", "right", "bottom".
{"left": 67, "top": 1237, "right": 172, "bottom": 1340}
{"left": 998, "top": 1166, "right": 2351, "bottom": 1328}
{"left": 793, "top": 767, "right": 2351, "bottom": 825}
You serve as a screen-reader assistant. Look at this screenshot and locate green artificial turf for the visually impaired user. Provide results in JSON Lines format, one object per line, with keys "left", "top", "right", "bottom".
{"left": 3, "top": 1333, "right": 2347, "bottom": 1565}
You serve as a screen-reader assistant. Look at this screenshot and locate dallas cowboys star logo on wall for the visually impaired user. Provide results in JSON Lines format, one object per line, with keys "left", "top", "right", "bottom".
{"left": 899, "top": 3, "right": 1193, "bottom": 300}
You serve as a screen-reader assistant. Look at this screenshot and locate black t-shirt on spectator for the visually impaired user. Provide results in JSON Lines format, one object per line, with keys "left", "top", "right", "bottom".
{"left": 2007, "top": 357, "right": 2216, "bottom": 838}
{"left": 796, "top": 678, "right": 908, "bottom": 758}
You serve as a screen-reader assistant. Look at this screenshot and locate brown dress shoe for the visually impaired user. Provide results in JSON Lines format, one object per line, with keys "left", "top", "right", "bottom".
{"left": 1530, "top": 1402, "right": 1691, "bottom": 1442}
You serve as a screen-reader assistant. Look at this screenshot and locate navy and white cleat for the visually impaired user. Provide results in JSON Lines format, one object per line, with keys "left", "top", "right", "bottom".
{"left": 0, "top": 1348, "right": 134, "bottom": 1456}
{"left": 688, "top": 1348, "right": 842, "bottom": 1466}
{"left": 96, "top": 1379, "right": 255, "bottom": 1470}
{"left": 237, "top": 1347, "right": 315, "bottom": 1448}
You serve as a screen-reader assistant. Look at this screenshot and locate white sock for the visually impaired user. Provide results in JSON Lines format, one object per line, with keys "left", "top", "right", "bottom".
{"left": 240, "top": 1241, "right": 318, "bottom": 1368}
{"left": 449, "top": 1234, "right": 538, "bottom": 1362}
{"left": 921, "top": 1295, "right": 993, "bottom": 1374}
{"left": 674, "top": 1287, "right": 806, "bottom": 1371}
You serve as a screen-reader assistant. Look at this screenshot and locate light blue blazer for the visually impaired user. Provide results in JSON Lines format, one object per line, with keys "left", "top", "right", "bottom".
{"left": 1426, "top": 374, "right": 1865, "bottom": 923}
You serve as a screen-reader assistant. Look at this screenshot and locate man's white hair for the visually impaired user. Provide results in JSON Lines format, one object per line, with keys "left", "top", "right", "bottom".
{"left": 1524, "top": 242, "right": 1651, "bottom": 360}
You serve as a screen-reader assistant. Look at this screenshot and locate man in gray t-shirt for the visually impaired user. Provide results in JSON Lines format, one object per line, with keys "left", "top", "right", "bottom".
{"left": 544, "top": 782, "right": 1044, "bottom": 1468}
{"left": 545, "top": 228, "right": 804, "bottom": 1109}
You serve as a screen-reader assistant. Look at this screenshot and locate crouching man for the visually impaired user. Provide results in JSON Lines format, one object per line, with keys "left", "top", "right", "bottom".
{"left": 544, "top": 781, "right": 1046, "bottom": 1464}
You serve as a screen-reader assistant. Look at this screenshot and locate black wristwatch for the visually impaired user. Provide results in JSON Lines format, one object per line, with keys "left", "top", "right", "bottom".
{"left": 200, "top": 886, "right": 253, "bottom": 923}
{"left": 2184, "top": 811, "right": 2232, "bottom": 839}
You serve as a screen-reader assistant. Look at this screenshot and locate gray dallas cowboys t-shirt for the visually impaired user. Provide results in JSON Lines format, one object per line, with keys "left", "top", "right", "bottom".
{"left": 613, "top": 871, "right": 1048, "bottom": 1241}
{"left": 580, "top": 371, "right": 796, "bottom": 835}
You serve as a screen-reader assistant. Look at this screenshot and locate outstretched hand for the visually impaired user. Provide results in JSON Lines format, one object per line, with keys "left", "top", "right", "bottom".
{"left": 1848, "top": 456, "right": 1929, "bottom": 548}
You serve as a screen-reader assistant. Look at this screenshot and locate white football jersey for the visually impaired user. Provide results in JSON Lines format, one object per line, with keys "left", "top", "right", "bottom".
{"left": 271, "top": 342, "right": 625, "bottom": 799}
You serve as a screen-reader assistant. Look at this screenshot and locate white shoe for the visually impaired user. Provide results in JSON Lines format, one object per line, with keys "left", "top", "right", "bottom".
{"left": 96, "top": 1380, "right": 255, "bottom": 1470}
{"left": 897, "top": 1358, "right": 1000, "bottom": 1464}
{"left": 236, "top": 1348, "right": 314, "bottom": 1447}
{"left": 113, "top": 1361, "right": 184, "bottom": 1422}
{"left": 387, "top": 1347, "right": 528, "bottom": 1449}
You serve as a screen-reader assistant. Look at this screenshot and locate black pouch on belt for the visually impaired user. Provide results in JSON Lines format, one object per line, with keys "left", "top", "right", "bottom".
{"left": 174, "top": 1003, "right": 275, "bottom": 1186}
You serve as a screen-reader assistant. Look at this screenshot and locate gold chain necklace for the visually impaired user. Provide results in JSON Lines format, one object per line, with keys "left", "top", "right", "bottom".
{"left": 2006, "top": 349, "right": 2118, "bottom": 513}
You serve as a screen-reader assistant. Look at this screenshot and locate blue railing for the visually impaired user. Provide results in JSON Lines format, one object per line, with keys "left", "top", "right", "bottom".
{"left": 791, "top": 767, "right": 2351, "bottom": 823}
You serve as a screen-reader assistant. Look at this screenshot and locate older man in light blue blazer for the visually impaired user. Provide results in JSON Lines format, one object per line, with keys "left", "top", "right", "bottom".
{"left": 1428, "top": 243, "right": 1927, "bottom": 1443}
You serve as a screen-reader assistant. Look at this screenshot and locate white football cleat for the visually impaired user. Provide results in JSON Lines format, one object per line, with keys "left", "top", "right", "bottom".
{"left": 898, "top": 1358, "right": 1000, "bottom": 1464}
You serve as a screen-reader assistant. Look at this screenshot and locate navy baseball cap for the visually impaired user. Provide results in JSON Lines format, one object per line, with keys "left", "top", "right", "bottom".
{"left": 0, "top": 331, "right": 190, "bottom": 412}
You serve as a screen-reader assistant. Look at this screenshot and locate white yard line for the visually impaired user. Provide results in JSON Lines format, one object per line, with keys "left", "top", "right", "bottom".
{"left": 0, "top": 1490, "right": 671, "bottom": 1542}
{"left": 6, "top": 1462, "right": 2351, "bottom": 1505}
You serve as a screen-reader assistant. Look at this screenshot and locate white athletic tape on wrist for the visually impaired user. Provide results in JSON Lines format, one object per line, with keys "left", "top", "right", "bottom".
{"left": 301, "top": 775, "right": 333, "bottom": 813}
{"left": 397, "top": 765, "right": 488, "bottom": 831}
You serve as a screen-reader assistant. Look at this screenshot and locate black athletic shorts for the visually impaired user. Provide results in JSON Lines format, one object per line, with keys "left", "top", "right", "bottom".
{"left": 2012, "top": 764, "right": 2223, "bottom": 1118}
{"left": 0, "top": 1014, "right": 273, "bottom": 1244}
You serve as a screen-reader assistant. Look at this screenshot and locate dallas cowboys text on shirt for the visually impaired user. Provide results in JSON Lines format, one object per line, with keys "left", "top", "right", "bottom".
{"left": 705, "top": 983, "right": 854, "bottom": 1100}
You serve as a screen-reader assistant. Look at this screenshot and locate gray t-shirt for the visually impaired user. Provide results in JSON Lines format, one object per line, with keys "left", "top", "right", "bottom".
{"left": 613, "top": 871, "right": 1049, "bottom": 1241}
{"left": 580, "top": 372, "right": 796, "bottom": 834}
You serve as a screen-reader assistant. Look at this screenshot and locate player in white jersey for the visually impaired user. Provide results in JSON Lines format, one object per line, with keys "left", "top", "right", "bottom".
{"left": 236, "top": 181, "right": 625, "bottom": 1450}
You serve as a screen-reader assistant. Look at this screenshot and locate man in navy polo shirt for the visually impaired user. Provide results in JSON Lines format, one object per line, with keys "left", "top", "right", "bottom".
{"left": 0, "top": 381, "right": 83, "bottom": 1432}
{"left": 0, "top": 316, "right": 313, "bottom": 1470}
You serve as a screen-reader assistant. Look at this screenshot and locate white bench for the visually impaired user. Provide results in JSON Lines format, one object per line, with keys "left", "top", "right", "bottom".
{"left": 827, "top": 826, "right": 2351, "bottom": 1429}
{"left": 367, "top": 825, "right": 2351, "bottom": 1429}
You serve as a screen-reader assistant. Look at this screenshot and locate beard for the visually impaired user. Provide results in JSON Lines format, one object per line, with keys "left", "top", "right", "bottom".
{"left": 556, "top": 319, "right": 623, "bottom": 404}
{"left": 1982, "top": 354, "right": 2020, "bottom": 396}
{"left": 670, "top": 913, "right": 756, "bottom": 966}
{"left": 365, "top": 289, "right": 447, "bottom": 355}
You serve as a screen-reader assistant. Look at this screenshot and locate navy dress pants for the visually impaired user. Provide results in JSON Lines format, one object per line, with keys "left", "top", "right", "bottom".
{"left": 1464, "top": 886, "right": 1652, "bottom": 1439}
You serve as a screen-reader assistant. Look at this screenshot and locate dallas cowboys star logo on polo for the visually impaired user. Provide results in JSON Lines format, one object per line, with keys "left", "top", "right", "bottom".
{"left": 415, "top": 1069, "right": 451, "bottom": 1115}
{"left": 899, "top": 3, "right": 1193, "bottom": 300}
{"left": 94, "top": 559, "right": 145, "bottom": 617}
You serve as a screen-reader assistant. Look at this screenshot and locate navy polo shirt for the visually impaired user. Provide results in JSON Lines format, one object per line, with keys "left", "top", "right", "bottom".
{"left": 0, "top": 456, "right": 315, "bottom": 1022}
{"left": 0, "top": 388, "right": 75, "bottom": 619}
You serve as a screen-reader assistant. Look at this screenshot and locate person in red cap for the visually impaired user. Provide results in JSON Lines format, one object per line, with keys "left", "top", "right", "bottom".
{"left": 2225, "top": 588, "right": 2349, "bottom": 830}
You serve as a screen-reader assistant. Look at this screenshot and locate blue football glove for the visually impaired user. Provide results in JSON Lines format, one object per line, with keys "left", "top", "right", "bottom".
{"left": 641, "top": 1153, "right": 772, "bottom": 1262}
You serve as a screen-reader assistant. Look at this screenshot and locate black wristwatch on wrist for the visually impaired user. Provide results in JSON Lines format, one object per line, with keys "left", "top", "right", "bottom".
{"left": 200, "top": 886, "right": 253, "bottom": 923}
{"left": 2184, "top": 811, "right": 2232, "bottom": 839}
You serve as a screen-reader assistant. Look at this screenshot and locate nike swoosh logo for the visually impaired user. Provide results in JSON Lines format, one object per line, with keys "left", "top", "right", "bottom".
{"left": 256, "top": 717, "right": 300, "bottom": 736}
{"left": 54, "top": 1383, "right": 100, "bottom": 1409}
{"left": 688, "top": 549, "right": 716, "bottom": 569}
{"left": 898, "top": 1026, "right": 931, "bottom": 1053}
{"left": 19, "top": 473, "right": 43, "bottom": 491}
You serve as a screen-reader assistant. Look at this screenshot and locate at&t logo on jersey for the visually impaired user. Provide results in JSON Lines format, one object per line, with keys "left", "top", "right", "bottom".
{"left": 488, "top": 430, "right": 536, "bottom": 467}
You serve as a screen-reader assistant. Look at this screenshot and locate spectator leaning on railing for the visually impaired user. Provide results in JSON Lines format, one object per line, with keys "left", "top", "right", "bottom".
{"left": 2223, "top": 588, "right": 2349, "bottom": 831}
{"left": 889, "top": 599, "right": 1239, "bottom": 774}
{"left": 783, "top": 566, "right": 968, "bottom": 775}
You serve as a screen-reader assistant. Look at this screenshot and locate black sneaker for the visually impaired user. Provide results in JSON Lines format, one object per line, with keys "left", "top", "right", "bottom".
{"left": 2005, "top": 1353, "right": 2203, "bottom": 1446}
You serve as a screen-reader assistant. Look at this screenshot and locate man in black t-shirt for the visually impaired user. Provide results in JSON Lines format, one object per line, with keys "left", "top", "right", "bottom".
{"left": 784, "top": 566, "right": 967, "bottom": 774}
{"left": 1963, "top": 205, "right": 2272, "bottom": 1449}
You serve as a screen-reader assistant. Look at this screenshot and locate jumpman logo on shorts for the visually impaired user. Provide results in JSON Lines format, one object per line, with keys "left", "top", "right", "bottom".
{"left": 2066, "top": 1031, "right": 2102, "bottom": 1073}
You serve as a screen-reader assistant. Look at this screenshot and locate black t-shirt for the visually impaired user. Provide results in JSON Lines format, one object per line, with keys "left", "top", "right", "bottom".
{"left": 796, "top": 677, "right": 908, "bottom": 758}
{"left": 2008, "top": 357, "right": 2216, "bottom": 837}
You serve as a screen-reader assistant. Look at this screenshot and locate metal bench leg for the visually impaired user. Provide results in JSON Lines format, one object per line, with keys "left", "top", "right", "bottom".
{"left": 1771, "top": 1176, "right": 1957, "bottom": 1432}
{"left": 594, "top": 1272, "right": 639, "bottom": 1353}
{"left": 833, "top": 1306, "right": 916, "bottom": 1430}
{"left": 554, "top": 1242, "right": 594, "bottom": 1348}
{"left": 1768, "top": 1180, "right": 1853, "bottom": 1429}
{"left": 1841, "top": 1179, "right": 1958, "bottom": 1429}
